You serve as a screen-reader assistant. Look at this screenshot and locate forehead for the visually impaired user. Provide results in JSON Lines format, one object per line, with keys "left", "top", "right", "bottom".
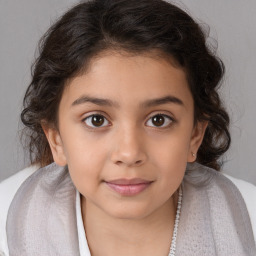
{"left": 61, "top": 51, "right": 193, "bottom": 110}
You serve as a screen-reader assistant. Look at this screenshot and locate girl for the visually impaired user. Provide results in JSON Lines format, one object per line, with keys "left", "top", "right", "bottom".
{"left": 1, "top": 0, "right": 256, "bottom": 255}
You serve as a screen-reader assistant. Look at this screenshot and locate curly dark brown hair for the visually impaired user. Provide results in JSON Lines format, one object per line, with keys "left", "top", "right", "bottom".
{"left": 21, "top": 0, "right": 230, "bottom": 170}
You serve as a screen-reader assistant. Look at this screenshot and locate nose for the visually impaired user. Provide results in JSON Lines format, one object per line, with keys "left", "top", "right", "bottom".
{"left": 110, "top": 127, "right": 147, "bottom": 167}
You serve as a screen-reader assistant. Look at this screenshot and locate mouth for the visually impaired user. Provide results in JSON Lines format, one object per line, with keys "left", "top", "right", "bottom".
{"left": 105, "top": 178, "right": 153, "bottom": 196}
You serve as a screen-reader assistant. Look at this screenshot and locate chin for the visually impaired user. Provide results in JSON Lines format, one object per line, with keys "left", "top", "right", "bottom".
{"left": 104, "top": 203, "right": 154, "bottom": 220}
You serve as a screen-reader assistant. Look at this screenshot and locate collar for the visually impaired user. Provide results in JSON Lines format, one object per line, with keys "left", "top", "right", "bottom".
{"left": 76, "top": 190, "right": 91, "bottom": 256}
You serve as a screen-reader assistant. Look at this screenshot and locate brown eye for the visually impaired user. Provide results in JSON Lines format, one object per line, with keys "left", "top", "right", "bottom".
{"left": 84, "top": 114, "right": 109, "bottom": 128}
{"left": 152, "top": 115, "right": 165, "bottom": 126}
{"left": 146, "top": 114, "right": 173, "bottom": 128}
{"left": 92, "top": 115, "right": 104, "bottom": 126}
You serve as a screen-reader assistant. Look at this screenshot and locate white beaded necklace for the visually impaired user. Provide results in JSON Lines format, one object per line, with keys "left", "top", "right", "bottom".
{"left": 168, "top": 186, "right": 183, "bottom": 256}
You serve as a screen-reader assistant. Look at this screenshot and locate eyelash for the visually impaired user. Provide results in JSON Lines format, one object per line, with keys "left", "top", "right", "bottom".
{"left": 82, "top": 112, "right": 175, "bottom": 129}
{"left": 146, "top": 113, "right": 174, "bottom": 128}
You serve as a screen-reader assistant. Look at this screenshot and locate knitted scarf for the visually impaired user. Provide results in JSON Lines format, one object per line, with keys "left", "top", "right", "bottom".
{"left": 6, "top": 163, "right": 256, "bottom": 255}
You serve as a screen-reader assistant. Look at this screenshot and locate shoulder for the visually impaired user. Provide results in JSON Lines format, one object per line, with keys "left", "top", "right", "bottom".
{"left": 185, "top": 163, "right": 256, "bottom": 242}
{"left": 0, "top": 165, "right": 39, "bottom": 217}
{"left": 0, "top": 165, "right": 39, "bottom": 256}
{"left": 223, "top": 173, "right": 256, "bottom": 240}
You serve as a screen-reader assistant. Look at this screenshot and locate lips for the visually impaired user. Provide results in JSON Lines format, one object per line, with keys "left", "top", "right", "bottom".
{"left": 105, "top": 178, "right": 153, "bottom": 196}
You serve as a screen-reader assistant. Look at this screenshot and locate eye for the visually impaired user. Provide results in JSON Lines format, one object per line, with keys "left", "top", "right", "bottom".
{"left": 83, "top": 114, "right": 110, "bottom": 128}
{"left": 146, "top": 114, "right": 174, "bottom": 128}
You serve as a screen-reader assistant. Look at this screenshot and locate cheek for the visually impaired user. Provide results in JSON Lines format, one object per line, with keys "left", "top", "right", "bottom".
{"left": 63, "top": 135, "right": 108, "bottom": 194}
{"left": 150, "top": 130, "right": 192, "bottom": 164}
{"left": 61, "top": 122, "right": 107, "bottom": 164}
{"left": 148, "top": 130, "right": 191, "bottom": 182}
{"left": 68, "top": 156, "right": 103, "bottom": 196}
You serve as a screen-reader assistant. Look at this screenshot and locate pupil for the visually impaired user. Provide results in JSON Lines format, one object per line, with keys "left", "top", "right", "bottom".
{"left": 152, "top": 115, "right": 164, "bottom": 126}
{"left": 92, "top": 115, "right": 104, "bottom": 126}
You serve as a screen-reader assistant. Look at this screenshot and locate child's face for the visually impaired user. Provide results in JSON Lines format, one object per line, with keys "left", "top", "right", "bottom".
{"left": 44, "top": 51, "right": 207, "bottom": 219}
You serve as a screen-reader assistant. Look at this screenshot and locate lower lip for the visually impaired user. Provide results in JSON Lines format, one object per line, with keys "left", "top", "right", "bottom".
{"left": 105, "top": 182, "right": 152, "bottom": 196}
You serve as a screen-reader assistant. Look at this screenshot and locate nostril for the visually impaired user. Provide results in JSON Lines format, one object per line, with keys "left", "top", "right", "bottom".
{"left": 114, "top": 159, "right": 143, "bottom": 166}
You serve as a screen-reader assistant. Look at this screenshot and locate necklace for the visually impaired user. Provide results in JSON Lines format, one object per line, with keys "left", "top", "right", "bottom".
{"left": 168, "top": 186, "right": 183, "bottom": 256}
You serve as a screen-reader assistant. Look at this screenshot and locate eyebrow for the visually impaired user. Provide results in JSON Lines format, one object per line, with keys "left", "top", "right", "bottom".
{"left": 71, "top": 95, "right": 184, "bottom": 108}
{"left": 140, "top": 95, "right": 184, "bottom": 108}
{"left": 71, "top": 96, "right": 119, "bottom": 107}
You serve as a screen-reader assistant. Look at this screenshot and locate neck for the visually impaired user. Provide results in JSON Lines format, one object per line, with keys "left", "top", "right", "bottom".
{"left": 81, "top": 192, "right": 178, "bottom": 256}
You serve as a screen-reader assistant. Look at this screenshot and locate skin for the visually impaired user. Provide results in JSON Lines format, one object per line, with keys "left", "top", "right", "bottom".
{"left": 43, "top": 51, "right": 208, "bottom": 256}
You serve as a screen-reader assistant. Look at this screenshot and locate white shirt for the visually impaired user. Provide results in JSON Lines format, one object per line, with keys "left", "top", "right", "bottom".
{"left": 76, "top": 190, "right": 91, "bottom": 256}
{"left": 1, "top": 166, "right": 256, "bottom": 256}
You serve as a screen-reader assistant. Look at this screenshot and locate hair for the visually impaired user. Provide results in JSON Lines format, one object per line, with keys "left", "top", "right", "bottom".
{"left": 21, "top": 0, "right": 230, "bottom": 171}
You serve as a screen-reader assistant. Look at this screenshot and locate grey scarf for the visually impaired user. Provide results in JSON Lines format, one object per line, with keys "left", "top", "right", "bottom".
{"left": 6, "top": 163, "right": 256, "bottom": 255}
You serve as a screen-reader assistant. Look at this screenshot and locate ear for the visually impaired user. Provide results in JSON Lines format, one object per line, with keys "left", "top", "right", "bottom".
{"left": 187, "top": 121, "right": 208, "bottom": 163}
{"left": 41, "top": 124, "right": 67, "bottom": 166}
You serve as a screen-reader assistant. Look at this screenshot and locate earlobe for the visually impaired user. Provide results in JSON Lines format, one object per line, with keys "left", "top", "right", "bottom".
{"left": 187, "top": 121, "right": 208, "bottom": 163}
{"left": 41, "top": 125, "right": 67, "bottom": 166}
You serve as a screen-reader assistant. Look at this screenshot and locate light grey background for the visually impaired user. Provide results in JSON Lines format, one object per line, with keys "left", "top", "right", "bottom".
{"left": 0, "top": 0, "right": 256, "bottom": 185}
